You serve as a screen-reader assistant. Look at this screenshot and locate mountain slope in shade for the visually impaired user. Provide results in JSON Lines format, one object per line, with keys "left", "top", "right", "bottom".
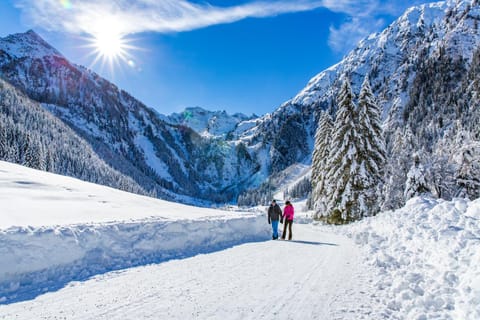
{"left": 0, "top": 77, "right": 146, "bottom": 196}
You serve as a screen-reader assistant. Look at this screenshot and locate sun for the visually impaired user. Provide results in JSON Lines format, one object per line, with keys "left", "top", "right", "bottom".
{"left": 93, "top": 30, "right": 125, "bottom": 60}
{"left": 83, "top": 18, "right": 139, "bottom": 75}
{"left": 89, "top": 28, "right": 131, "bottom": 66}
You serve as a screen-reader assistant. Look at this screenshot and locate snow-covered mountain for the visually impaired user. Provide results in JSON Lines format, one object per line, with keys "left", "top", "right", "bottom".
{"left": 237, "top": 0, "right": 480, "bottom": 207}
{"left": 0, "top": 77, "right": 146, "bottom": 196}
{"left": 251, "top": 0, "right": 480, "bottom": 154}
{"left": 164, "top": 107, "right": 255, "bottom": 138}
{"left": 0, "top": 31, "right": 260, "bottom": 203}
{"left": 1, "top": 0, "right": 480, "bottom": 207}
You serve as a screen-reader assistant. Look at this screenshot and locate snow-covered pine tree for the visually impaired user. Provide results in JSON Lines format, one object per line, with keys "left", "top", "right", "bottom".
{"left": 285, "top": 176, "right": 311, "bottom": 200}
{"left": 311, "top": 111, "right": 333, "bottom": 218}
{"left": 324, "top": 78, "right": 363, "bottom": 224}
{"left": 465, "top": 47, "right": 480, "bottom": 140}
{"left": 430, "top": 130, "right": 456, "bottom": 200}
{"left": 356, "top": 75, "right": 386, "bottom": 215}
{"left": 454, "top": 129, "right": 480, "bottom": 200}
{"left": 383, "top": 126, "right": 417, "bottom": 210}
{"left": 404, "top": 153, "right": 430, "bottom": 201}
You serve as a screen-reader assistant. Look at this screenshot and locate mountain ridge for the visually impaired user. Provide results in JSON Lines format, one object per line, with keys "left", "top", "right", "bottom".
{"left": 0, "top": 30, "right": 260, "bottom": 204}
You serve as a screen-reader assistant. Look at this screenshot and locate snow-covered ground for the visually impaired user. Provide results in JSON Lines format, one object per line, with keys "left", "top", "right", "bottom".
{"left": 0, "top": 224, "right": 380, "bottom": 320}
{"left": 0, "top": 161, "right": 269, "bottom": 304}
{"left": 329, "top": 196, "right": 480, "bottom": 319}
{"left": 1, "top": 160, "right": 479, "bottom": 319}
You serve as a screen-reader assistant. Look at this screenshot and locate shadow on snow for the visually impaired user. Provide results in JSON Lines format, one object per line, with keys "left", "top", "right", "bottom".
{"left": 0, "top": 236, "right": 268, "bottom": 305}
{"left": 285, "top": 240, "right": 339, "bottom": 246}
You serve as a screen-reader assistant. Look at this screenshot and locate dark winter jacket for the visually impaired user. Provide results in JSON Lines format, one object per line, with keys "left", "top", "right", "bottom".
{"left": 268, "top": 204, "right": 283, "bottom": 223}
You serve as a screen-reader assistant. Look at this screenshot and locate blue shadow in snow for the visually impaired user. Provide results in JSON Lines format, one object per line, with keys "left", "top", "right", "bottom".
{"left": 286, "top": 240, "right": 338, "bottom": 246}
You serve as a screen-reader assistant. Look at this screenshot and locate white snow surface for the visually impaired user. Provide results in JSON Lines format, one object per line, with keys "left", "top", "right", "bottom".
{"left": 0, "top": 161, "right": 269, "bottom": 304}
{"left": 329, "top": 196, "right": 480, "bottom": 319}
{"left": 0, "top": 161, "right": 381, "bottom": 319}
{"left": 0, "top": 225, "right": 380, "bottom": 320}
{"left": 134, "top": 134, "right": 174, "bottom": 182}
{"left": 0, "top": 161, "right": 238, "bottom": 228}
{"left": 0, "top": 161, "right": 479, "bottom": 319}
{"left": 0, "top": 30, "right": 63, "bottom": 60}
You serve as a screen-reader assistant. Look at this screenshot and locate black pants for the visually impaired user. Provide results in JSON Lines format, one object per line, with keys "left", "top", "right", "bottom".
{"left": 282, "top": 220, "right": 293, "bottom": 240}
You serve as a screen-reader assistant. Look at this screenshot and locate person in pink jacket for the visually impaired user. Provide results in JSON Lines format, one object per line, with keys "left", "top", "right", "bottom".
{"left": 281, "top": 200, "right": 294, "bottom": 240}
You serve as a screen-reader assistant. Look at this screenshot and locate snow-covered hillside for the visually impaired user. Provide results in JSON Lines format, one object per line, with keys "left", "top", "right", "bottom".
{"left": 289, "top": 0, "right": 480, "bottom": 114}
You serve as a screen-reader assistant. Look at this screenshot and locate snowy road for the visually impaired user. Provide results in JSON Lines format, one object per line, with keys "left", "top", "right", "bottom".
{"left": 0, "top": 224, "right": 380, "bottom": 320}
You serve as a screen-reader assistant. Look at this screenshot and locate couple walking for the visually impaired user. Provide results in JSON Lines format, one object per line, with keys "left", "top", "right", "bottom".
{"left": 267, "top": 199, "right": 294, "bottom": 240}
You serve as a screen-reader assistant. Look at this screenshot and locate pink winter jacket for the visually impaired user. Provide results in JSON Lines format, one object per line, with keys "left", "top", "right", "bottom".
{"left": 283, "top": 204, "right": 294, "bottom": 221}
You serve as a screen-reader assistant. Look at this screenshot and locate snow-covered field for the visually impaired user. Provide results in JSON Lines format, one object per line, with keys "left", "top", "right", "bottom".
{"left": 1, "top": 160, "right": 479, "bottom": 319}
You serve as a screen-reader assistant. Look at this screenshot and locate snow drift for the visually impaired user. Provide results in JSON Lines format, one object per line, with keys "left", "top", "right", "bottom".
{"left": 335, "top": 196, "right": 480, "bottom": 319}
{"left": 0, "top": 216, "right": 267, "bottom": 304}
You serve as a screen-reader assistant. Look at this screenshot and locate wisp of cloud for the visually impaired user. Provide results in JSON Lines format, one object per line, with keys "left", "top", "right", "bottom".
{"left": 15, "top": 0, "right": 326, "bottom": 36}
{"left": 14, "top": 0, "right": 421, "bottom": 56}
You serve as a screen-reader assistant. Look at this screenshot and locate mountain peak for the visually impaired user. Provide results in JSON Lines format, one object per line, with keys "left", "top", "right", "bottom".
{"left": 165, "top": 106, "right": 253, "bottom": 137}
{"left": 25, "top": 29, "right": 38, "bottom": 36}
{"left": 0, "top": 29, "right": 63, "bottom": 59}
{"left": 291, "top": 0, "right": 480, "bottom": 108}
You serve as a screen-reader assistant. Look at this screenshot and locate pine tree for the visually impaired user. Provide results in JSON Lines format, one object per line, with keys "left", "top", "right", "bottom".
{"left": 404, "top": 153, "right": 430, "bottom": 201}
{"left": 454, "top": 129, "right": 480, "bottom": 199}
{"left": 324, "top": 78, "right": 362, "bottom": 223}
{"left": 311, "top": 111, "right": 333, "bottom": 218}
{"left": 430, "top": 133, "right": 456, "bottom": 200}
{"left": 383, "top": 126, "right": 417, "bottom": 210}
{"left": 286, "top": 176, "right": 311, "bottom": 200}
{"left": 0, "top": 122, "right": 6, "bottom": 159}
{"left": 356, "top": 75, "right": 386, "bottom": 214}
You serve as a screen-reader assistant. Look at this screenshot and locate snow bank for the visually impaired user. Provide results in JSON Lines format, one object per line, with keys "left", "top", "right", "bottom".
{"left": 0, "top": 161, "right": 270, "bottom": 304}
{"left": 335, "top": 197, "right": 480, "bottom": 319}
{"left": 0, "top": 215, "right": 268, "bottom": 304}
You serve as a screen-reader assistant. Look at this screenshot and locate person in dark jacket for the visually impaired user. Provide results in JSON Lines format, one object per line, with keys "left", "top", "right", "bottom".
{"left": 267, "top": 199, "right": 283, "bottom": 240}
{"left": 281, "top": 200, "right": 294, "bottom": 240}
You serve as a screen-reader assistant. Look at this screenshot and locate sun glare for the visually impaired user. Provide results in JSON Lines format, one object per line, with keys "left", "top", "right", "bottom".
{"left": 84, "top": 18, "right": 139, "bottom": 75}
{"left": 93, "top": 31, "right": 125, "bottom": 59}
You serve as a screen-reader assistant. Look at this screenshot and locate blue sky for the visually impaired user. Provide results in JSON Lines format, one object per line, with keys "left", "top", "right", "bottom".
{"left": 0, "top": 0, "right": 426, "bottom": 116}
